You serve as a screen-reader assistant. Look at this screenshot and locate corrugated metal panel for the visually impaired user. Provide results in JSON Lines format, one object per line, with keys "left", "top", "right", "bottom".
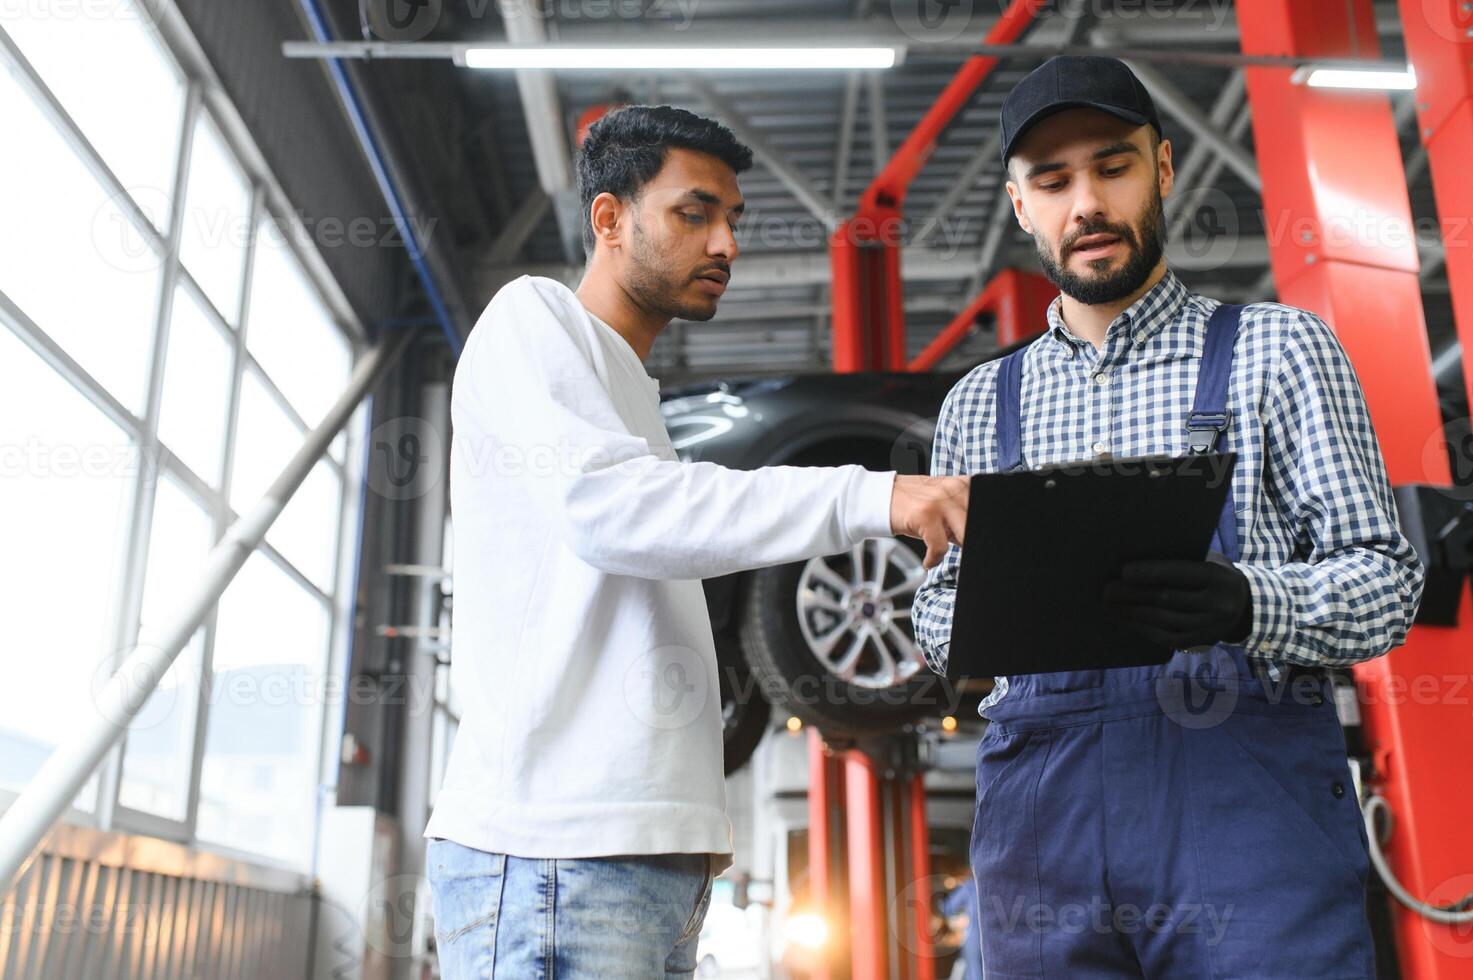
{"left": 0, "top": 849, "right": 314, "bottom": 980}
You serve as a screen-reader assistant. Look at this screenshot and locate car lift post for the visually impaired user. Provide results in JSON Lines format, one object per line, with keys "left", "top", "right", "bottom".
{"left": 1398, "top": 0, "right": 1473, "bottom": 415}
{"left": 818, "top": 4, "right": 1047, "bottom": 977}
{"left": 1239, "top": 0, "right": 1473, "bottom": 972}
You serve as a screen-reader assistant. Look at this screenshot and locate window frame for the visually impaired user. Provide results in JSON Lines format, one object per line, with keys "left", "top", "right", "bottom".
{"left": 0, "top": 6, "right": 368, "bottom": 875}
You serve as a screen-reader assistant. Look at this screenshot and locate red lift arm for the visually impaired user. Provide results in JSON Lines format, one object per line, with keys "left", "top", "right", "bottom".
{"left": 829, "top": 0, "right": 1049, "bottom": 373}
{"left": 1238, "top": 0, "right": 1473, "bottom": 973}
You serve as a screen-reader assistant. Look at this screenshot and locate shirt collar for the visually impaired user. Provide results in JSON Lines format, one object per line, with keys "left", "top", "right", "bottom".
{"left": 1044, "top": 270, "right": 1190, "bottom": 353}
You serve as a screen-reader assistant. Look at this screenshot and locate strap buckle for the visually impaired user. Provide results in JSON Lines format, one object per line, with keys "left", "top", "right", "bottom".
{"left": 1185, "top": 409, "right": 1232, "bottom": 454}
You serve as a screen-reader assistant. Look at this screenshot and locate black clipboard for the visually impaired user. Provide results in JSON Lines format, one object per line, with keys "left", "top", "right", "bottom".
{"left": 946, "top": 452, "right": 1237, "bottom": 679}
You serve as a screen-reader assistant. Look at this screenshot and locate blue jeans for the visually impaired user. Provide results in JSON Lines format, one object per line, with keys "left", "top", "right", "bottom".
{"left": 426, "top": 839, "right": 715, "bottom": 979}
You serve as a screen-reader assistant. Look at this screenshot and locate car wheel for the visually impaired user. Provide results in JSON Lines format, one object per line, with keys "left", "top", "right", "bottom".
{"left": 716, "top": 640, "right": 771, "bottom": 774}
{"left": 739, "top": 537, "right": 941, "bottom": 736}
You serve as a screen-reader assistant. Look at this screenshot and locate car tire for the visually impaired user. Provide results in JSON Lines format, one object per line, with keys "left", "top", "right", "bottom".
{"left": 738, "top": 537, "right": 942, "bottom": 736}
{"left": 717, "top": 637, "right": 771, "bottom": 774}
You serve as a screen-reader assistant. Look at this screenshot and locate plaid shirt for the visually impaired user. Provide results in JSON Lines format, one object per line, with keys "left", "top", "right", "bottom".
{"left": 913, "top": 270, "right": 1425, "bottom": 710}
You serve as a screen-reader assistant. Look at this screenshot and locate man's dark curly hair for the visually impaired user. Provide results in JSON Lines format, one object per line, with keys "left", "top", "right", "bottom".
{"left": 575, "top": 105, "right": 754, "bottom": 258}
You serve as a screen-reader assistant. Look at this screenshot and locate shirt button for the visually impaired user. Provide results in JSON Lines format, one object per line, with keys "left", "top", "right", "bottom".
{"left": 1092, "top": 441, "right": 1107, "bottom": 454}
{"left": 1094, "top": 373, "right": 1108, "bottom": 385}
{"left": 1331, "top": 781, "right": 1346, "bottom": 799}
{"left": 1135, "top": 331, "right": 1147, "bottom": 344}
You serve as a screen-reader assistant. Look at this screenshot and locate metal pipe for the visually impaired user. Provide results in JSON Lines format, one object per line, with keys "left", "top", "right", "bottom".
{"left": 832, "top": 72, "right": 862, "bottom": 211}
{"left": 0, "top": 330, "right": 417, "bottom": 894}
{"left": 282, "top": 41, "right": 1405, "bottom": 74}
{"left": 294, "top": 0, "right": 466, "bottom": 356}
{"left": 685, "top": 75, "right": 839, "bottom": 229}
{"left": 1168, "top": 105, "right": 1252, "bottom": 241}
{"left": 1111, "top": 50, "right": 1262, "bottom": 193}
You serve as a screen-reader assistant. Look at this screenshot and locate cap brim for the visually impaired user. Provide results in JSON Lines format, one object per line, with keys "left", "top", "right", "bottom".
{"left": 1003, "top": 101, "right": 1152, "bottom": 163}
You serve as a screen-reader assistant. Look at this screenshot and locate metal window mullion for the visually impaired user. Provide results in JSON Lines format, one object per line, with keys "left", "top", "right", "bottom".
{"left": 254, "top": 538, "right": 334, "bottom": 607}
{"left": 0, "top": 25, "right": 170, "bottom": 257}
{"left": 159, "top": 450, "right": 226, "bottom": 516}
{"left": 240, "top": 350, "right": 349, "bottom": 476}
{"left": 184, "top": 182, "right": 264, "bottom": 840}
{"left": 175, "top": 263, "right": 240, "bottom": 336}
{"left": 242, "top": 351, "right": 312, "bottom": 433}
{"left": 0, "top": 290, "right": 144, "bottom": 438}
{"left": 315, "top": 397, "right": 366, "bottom": 807}
{"left": 108, "top": 804, "right": 190, "bottom": 845}
{"left": 99, "top": 81, "right": 202, "bottom": 834}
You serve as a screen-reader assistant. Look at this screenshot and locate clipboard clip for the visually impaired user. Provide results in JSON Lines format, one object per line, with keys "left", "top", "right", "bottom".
{"left": 1185, "top": 410, "right": 1232, "bottom": 454}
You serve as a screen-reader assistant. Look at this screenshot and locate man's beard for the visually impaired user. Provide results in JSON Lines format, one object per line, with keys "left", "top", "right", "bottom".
{"left": 1034, "top": 185, "right": 1166, "bottom": 306}
{"left": 624, "top": 217, "right": 720, "bottom": 323}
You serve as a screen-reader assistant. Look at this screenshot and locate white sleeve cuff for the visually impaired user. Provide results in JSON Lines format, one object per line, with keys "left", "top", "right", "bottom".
{"left": 842, "top": 468, "right": 897, "bottom": 543}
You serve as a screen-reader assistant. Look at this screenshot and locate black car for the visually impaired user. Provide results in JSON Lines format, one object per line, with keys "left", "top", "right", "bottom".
{"left": 659, "top": 356, "right": 1003, "bottom": 772}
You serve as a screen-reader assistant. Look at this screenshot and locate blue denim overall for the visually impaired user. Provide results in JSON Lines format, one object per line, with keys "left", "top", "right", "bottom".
{"left": 969, "top": 304, "right": 1377, "bottom": 979}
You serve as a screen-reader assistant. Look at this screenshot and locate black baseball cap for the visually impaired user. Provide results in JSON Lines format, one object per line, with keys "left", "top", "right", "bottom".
{"left": 1000, "top": 55, "right": 1162, "bottom": 166}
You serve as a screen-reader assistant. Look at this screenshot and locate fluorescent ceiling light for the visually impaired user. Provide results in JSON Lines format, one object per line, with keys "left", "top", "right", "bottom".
{"left": 1294, "top": 64, "right": 1416, "bottom": 91}
{"left": 462, "top": 46, "right": 898, "bottom": 71}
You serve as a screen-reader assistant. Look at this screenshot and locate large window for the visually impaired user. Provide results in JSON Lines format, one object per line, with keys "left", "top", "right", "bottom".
{"left": 0, "top": 327, "right": 132, "bottom": 812}
{"left": 0, "top": 4, "right": 362, "bottom": 872}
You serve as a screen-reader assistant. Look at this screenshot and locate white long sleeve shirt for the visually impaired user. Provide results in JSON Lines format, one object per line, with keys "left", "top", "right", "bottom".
{"left": 424, "top": 276, "right": 897, "bottom": 869}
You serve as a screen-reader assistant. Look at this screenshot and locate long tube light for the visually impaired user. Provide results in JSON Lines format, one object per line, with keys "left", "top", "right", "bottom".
{"left": 1292, "top": 64, "right": 1417, "bottom": 91}
{"left": 462, "top": 46, "right": 899, "bottom": 70}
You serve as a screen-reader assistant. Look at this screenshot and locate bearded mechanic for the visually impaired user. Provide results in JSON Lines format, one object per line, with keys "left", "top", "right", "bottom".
{"left": 913, "top": 56, "right": 1425, "bottom": 979}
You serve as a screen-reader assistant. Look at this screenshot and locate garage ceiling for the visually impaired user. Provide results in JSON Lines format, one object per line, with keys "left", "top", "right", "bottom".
{"left": 315, "top": 0, "right": 1456, "bottom": 388}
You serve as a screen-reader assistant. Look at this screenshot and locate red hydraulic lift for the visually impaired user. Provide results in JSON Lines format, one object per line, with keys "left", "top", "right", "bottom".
{"left": 814, "top": 3, "right": 1052, "bottom": 979}
{"left": 1239, "top": 0, "right": 1473, "bottom": 973}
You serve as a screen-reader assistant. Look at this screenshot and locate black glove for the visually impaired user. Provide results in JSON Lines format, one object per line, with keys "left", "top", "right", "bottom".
{"left": 1101, "top": 552, "right": 1253, "bottom": 649}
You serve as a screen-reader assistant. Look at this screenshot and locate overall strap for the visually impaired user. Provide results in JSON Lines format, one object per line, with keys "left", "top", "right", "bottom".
{"left": 1189, "top": 302, "right": 1244, "bottom": 559}
{"left": 994, "top": 346, "right": 1029, "bottom": 473}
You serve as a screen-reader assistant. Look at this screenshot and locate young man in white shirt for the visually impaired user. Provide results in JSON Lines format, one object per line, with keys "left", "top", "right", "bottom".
{"left": 425, "top": 105, "right": 971, "bottom": 978}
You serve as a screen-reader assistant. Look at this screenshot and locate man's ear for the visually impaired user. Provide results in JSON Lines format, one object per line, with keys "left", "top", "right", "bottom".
{"left": 1156, "top": 137, "right": 1174, "bottom": 202}
{"left": 588, "top": 191, "right": 624, "bottom": 251}
{"left": 1005, "top": 180, "right": 1033, "bottom": 235}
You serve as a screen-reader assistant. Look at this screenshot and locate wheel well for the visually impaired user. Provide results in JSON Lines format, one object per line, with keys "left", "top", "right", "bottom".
{"left": 710, "top": 433, "right": 928, "bottom": 638}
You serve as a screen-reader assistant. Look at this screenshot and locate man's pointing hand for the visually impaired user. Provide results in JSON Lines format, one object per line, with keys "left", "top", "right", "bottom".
{"left": 890, "top": 475, "right": 971, "bottom": 569}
